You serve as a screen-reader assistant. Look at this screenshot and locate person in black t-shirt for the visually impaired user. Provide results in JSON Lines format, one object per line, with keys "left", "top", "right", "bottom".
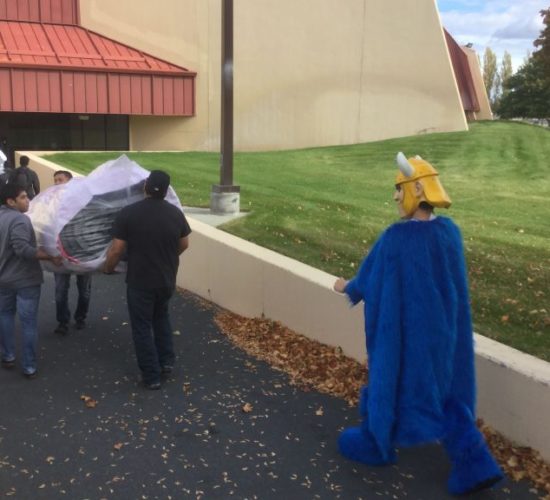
{"left": 104, "top": 170, "right": 191, "bottom": 390}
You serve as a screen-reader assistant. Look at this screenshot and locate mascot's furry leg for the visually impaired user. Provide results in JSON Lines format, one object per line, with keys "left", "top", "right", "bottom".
{"left": 338, "top": 386, "right": 397, "bottom": 466}
{"left": 442, "top": 400, "right": 504, "bottom": 495}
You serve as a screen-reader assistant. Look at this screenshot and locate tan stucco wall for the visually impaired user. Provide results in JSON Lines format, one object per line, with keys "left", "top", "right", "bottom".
{"left": 79, "top": 0, "right": 467, "bottom": 151}
{"left": 463, "top": 47, "right": 493, "bottom": 120}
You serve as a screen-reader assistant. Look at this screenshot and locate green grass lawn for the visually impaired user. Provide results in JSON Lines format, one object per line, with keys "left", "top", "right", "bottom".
{"left": 46, "top": 121, "right": 550, "bottom": 361}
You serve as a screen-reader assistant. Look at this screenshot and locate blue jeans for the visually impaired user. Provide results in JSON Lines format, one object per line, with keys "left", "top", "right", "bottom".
{"left": 54, "top": 273, "right": 92, "bottom": 324}
{"left": 126, "top": 286, "right": 175, "bottom": 384}
{"left": 0, "top": 286, "right": 41, "bottom": 374}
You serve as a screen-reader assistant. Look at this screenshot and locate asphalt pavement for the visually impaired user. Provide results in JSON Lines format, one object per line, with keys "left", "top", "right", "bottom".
{"left": 0, "top": 272, "right": 541, "bottom": 499}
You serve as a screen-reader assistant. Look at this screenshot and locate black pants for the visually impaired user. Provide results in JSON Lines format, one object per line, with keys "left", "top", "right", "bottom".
{"left": 126, "top": 286, "right": 175, "bottom": 384}
{"left": 54, "top": 273, "right": 92, "bottom": 324}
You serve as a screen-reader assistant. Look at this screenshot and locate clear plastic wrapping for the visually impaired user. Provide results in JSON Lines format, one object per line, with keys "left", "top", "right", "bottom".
{"left": 27, "top": 155, "right": 183, "bottom": 273}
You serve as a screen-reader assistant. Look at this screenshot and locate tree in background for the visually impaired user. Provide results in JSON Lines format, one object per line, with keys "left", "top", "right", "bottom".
{"left": 498, "top": 57, "right": 550, "bottom": 121}
{"left": 500, "top": 52, "right": 513, "bottom": 95}
{"left": 499, "top": 9, "right": 550, "bottom": 121}
{"left": 533, "top": 8, "right": 550, "bottom": 76}
{"left": 492, "top": 51, "right": 513, "bottom": 112}
{"left": 483, "top": 47, "right": 498, "bottom": 104}
{"left": 493, "top": 71, "right": 502, "bottom": 107}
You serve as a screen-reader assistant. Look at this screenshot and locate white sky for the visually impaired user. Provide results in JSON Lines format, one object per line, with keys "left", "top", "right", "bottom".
{"left": 437, "top": 0, "right": 548, "bottom": 71}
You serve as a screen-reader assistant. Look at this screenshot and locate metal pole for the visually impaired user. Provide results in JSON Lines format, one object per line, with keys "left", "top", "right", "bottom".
{"left": 211, "top": 0, "right": 240, "bottom": 214}
{"left": 220, "top": 0, "right": 233, "bottom": 186}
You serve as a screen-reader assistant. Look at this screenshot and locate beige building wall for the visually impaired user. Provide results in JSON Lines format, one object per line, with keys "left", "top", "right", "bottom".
{"left": 463, "top": 46, "right": 493, "bottom": 120}
{"left": 79, "top": 0, "right": 467, "bottom": 152}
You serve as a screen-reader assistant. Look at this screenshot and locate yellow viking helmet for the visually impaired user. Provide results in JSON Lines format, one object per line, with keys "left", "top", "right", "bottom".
{"left": 395, "top": 152, "right": 451, "bottom": 216}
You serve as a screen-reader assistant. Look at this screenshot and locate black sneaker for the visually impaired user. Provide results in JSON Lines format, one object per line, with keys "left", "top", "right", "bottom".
{"left": 143, "top": 381, "right": 161, "bottom": 390}
{"left": 1, "top": 359, "right": 15, "bottom": 369}
{"left": 75, "top": 319, "right": 86, "bottom": 330}
{"left": 23, "top": 371, "right": 37, "bottom": 380}
{"left": 54, "top": 323, "right": 68, "bottom": 335}
{"left": 161, "top": 365, "right": 173, "bottom": 375}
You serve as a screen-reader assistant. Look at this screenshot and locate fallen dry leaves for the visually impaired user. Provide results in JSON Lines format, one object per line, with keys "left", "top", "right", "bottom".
{"left": 242, "top": 403, "right": 253, "bottom": 413}
{"left": 80, "top": 395, "right": 98, "bottom": 409}
{"left": 215, "top": 311, "right": 366, "bottom": 406}
{"left": 215, "top": 309, "right": 550, "bottom": 498}
{"left": 479, "top": 420, "right": 550, "bottom": 498}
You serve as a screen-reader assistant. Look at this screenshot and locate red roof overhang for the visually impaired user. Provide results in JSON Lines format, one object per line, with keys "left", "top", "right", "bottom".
{"left": 0, "top": 21, "right": 196, "bottom": 116}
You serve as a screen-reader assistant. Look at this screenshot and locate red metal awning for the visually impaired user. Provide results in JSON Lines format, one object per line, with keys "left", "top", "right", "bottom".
{"left": 0, "top": 0, "right": 80, "bottom": 26}
{"left": 444, "top": 29, "right": 479, "bottom": 114}
{"left": 0, "top": 20, "right": 196, "bottom": 115}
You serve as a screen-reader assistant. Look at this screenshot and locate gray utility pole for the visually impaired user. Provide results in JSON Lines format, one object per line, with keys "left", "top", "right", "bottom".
{"left": 210, "top": 0, "right": 240, "bottom": 214}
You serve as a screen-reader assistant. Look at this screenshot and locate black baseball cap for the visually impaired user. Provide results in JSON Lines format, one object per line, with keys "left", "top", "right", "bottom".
{"left": 146, "top": 170, "right": 170, "bottom": 197}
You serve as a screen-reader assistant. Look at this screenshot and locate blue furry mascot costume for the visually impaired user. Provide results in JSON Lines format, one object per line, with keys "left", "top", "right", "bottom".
{"left": 333, "top": 153, "right": 503, "bottom": 495}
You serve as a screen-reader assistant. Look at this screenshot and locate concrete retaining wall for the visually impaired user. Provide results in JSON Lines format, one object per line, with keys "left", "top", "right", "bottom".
{"left": 20, "top": 152, "right": 550, "bottom": 462}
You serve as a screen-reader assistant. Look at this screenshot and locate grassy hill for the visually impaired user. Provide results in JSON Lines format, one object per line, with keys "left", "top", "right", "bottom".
{"left": 47, "top": 121, "right": 550, "bottom": 361}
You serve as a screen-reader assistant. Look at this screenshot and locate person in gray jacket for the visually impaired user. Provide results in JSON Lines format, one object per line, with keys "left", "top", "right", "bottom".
{"left": 0, "top": 184, "right": 61, "bottom": 378}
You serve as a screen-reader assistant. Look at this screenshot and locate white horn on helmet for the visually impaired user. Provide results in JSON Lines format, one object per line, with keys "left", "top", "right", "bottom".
{"left": 396, "top": 152, "right": 415, "bottom": 178}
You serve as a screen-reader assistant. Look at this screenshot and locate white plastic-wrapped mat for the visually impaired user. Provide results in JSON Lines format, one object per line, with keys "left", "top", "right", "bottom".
{"left": 28, "top": 155, "right": 183, "bottom": 273}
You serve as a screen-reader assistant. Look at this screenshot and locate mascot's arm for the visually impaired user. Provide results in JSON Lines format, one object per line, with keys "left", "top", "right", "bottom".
{"left": 365, "top": 236, "right": 402, "bottom": 459}
{"left": 345, "top": 229, "right": 403, "bottom": 458}
{"left": 344, "top": 238, "right": 383, "bottom": 305}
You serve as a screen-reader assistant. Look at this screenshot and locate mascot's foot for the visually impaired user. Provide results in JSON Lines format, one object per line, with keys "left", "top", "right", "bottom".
{"left": 443, "top": 400, "right": 504, "bottom": 496}
{"left": 447, "top": 440, "right": 503, "bottom": 496}
{"left": 338, "top": 427, "right": 396, "bottom": 466}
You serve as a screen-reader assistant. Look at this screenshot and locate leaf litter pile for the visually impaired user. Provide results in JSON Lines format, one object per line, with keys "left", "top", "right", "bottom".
{"left": 215, "top": 309, "right": 550, "bottom": 499}
{"left": 215, "top": 311, "right": 366, "bottom": 406}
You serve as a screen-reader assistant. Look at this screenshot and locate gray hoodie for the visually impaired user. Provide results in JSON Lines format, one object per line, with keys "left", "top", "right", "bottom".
{"left": 0, "top": 206, "right": 43, "bottom": 288}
